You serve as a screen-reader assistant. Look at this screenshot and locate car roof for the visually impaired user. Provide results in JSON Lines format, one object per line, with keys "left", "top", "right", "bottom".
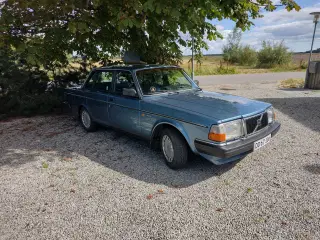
{"left": 96, "top": 64, "right": 181, "bottom": 71}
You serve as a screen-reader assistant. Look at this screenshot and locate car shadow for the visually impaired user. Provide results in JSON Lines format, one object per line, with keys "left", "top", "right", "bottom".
{"left": 256, "top": 97, "right": 320, "bottom": 133}
{"left": 276, "top": 88, "right": 311, "bottom": 92}
{"left": 77, "top": 125, "right": 238, "bottom": 188}
{"left": 0, "top": 117, "right": 238, "bottom": 188}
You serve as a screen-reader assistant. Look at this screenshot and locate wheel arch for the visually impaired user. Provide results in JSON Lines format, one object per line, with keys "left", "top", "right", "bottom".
{"left": 78, "top": 104, "right": 90, "bottom": 117}
{"left": 150, "top": 121, "right": 191, "bottom": 150}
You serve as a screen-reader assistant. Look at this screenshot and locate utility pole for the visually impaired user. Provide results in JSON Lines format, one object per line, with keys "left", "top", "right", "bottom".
{"left": 191, "top": 37, "right": 194, "bottom": 80}
{"left": 305, "top": 12, "right": 319, "bottom": 88}
{"left": 308, "top": 17, "right": 318, "bottom": 67}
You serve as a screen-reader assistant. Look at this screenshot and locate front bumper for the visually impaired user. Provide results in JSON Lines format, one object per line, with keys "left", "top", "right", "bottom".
{"left": 194, "top": 122, "right": 281, "bottom": 159}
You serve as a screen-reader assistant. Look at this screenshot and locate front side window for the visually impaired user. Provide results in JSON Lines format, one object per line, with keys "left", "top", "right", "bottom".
{"left": 115, "top": 71, "right": 138, "bottom": 97}
{"left": 136, "top": 68, "right": 193, "bottom": 95}
{"left": 84, "top": 71, "right": 113, "bottom": 92}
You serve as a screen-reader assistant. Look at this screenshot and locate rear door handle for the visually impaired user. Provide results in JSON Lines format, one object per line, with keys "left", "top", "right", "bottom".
{"left": 109, "top": 97, "right": 114, "bottom": 102}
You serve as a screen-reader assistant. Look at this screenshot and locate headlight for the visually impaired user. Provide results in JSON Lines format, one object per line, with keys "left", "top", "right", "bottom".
{"left": 266, "top": 107, "right": 275, "bottom": 124}
{"left": 209, "top": 119, "right": 244, "bottom": 142}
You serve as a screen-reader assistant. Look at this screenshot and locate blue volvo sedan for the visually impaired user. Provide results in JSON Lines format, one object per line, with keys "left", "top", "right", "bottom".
{"left": 64, "top": 65, "right": 280, "bottom": 169}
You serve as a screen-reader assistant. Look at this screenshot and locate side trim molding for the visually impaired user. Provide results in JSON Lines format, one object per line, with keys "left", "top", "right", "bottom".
{"left": 65, "top": 92, "right": 208, "bottom": 128}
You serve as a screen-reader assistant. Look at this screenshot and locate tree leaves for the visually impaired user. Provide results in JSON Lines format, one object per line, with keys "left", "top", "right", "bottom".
{"left": 68, "top": 22, "right": 89, "bottom": 34}
{"left": 143, "top": 0, "right": 155, "bottom": 12}
{"left": 0, "top": 0, "right": 301, "bottom": 65}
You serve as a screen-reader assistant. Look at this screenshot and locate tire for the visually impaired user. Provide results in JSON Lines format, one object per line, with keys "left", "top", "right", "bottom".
{"left": 160, "top": 128, "right": 189, "bottom": 169}
{"left": 80, "top": 108, "right": 96, "bottom": 132}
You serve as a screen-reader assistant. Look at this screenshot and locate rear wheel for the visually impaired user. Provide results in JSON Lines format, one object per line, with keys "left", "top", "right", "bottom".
{"left": 160, "top": 128, "right": 189, "bottom": 169}
{"left": 80, "top": 108, "right": 96, "bottom": 132}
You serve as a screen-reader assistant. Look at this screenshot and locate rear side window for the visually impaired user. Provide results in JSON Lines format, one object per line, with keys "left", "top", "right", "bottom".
{"left": 84, "top": 71, "right": 113, "bottom": 92}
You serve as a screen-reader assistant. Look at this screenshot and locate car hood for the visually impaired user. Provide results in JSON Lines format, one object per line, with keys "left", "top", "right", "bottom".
{"left": 145, "top": 90, "right": 271, "bottom": 122}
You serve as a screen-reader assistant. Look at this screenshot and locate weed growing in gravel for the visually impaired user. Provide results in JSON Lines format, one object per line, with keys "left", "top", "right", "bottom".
{"left": 280, "top": 78, "right": 304, "bottom": 88}
{"left": 247, "top": 188, "right": 253, "bottom": 193}
{"left": 42, "top": 162, "right": 49, "bottom": 169}
{"left": 224, "top": 180, "right": 231, "bottom": 186}
{"left": 255, "top": 217, "right": 267, "bottom": 223}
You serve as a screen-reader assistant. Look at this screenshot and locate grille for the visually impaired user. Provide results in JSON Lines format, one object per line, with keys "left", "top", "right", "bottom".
{"left": 245, "top": 112, "right": 268, "bottom": 135}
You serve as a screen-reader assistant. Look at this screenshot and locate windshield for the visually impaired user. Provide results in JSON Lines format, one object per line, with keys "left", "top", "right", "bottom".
{"left": 136, "top": 68, "right": 193, "bottom": 95}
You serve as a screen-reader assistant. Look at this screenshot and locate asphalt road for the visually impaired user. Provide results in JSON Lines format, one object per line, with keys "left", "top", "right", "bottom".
{"left": 196, "top": 71, "right": 305, "bottom": 86}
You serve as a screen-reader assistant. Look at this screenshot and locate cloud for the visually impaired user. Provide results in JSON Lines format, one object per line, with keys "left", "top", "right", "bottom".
{"left": 240, "top": 18, "right": 320, "bottom": 52}
{"left": 261, "top": 20, "right": 313, "bottom": 37}
{"left": 179, "top": 25, "right": 231, "bottom": 55}
{"left": 216, "top": 25, "right": 225, "bottom": 31}
{"left": 272, "top": 0, "right": 282, "bottom": 5}
{"left": 245, "top": 3, "right": 320, "bottom": 50}
{"left": 262, "top": 5, "right": 320, "bottom": 24}
{"left": 182, "top": 2, "right": 320, "bottom": 54}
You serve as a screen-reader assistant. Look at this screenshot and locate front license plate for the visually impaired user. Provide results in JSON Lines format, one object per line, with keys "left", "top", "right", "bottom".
{"left": 254, "top": 134, "right": 271, "bottom": 151}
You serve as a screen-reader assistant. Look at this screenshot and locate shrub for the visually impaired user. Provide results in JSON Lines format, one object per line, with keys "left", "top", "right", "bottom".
{"left": 222, "top": 45, "right": 240, "bottom": 64}
{"left": 216, "top": 63, "right": 236, "bottom": 75}
{"left": 257, "top": 41, "right": 292, "bottom": 68}
{"left": 222, "top": 27, "right": 257, "bottom": 66}
{"left": 298, "top": 60, "right": 308, "bottom": 69}
{"left": 0, "top": 48, "right": 76, "bottom": 118}
{"left": 238, "top": 45, "right": 257, "bottom": 66}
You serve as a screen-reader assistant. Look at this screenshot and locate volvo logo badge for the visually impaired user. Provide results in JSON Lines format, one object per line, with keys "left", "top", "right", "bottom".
{"left": 256, "top": 119, "right": 262, "bottom": 127}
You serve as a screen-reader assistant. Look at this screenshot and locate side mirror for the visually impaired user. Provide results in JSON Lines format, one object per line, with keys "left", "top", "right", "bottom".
{"left": 194, "top": 80, "right": 200, "bottom": 86}
{"left": 123, "top": 88, "right": 138, "bottom": 97}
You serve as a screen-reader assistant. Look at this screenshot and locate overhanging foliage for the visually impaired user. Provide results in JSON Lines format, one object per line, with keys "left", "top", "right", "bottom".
{"left": 0, "top": 0, "right": 300, "bottom": 65}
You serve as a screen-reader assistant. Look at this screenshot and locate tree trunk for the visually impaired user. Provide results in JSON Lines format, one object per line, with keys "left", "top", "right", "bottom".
{"left": 305, "top": 61, "right": 320, "bottom": 89}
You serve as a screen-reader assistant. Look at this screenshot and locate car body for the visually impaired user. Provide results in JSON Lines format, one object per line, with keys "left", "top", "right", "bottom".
{"left": 64, "top": 65, "right": 280, "bottom": 168}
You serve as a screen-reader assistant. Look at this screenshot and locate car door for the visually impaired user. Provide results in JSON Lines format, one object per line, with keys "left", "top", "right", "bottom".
{"left": 108, "top": 70, "right": 141, "bottom": 135}
{"left": 82, "top": 70, "right": 114, "bottom": 124}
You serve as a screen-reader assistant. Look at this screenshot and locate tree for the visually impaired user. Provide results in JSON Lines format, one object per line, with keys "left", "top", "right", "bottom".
{"left": 0, "top": 0, "right": 301, "bottom": 67}
{"left": 222, "top": 27, "right": 242, "bottom": 63}
{"left": 227, "top": 28, "right": 242, "bottom": 51}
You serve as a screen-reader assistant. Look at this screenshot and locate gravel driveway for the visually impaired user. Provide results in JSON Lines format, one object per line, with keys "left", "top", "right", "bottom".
{"left": 0, "top": 82, "right": 319, "bottom": 240}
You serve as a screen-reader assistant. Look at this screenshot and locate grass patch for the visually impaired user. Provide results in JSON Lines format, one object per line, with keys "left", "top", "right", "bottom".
{"left": 280, "top": 78, "right": 305, "bottom": 88}
{"left": 184, "top": 65, "right": 237, "bottom": 76}
{"left": 270, "top": 64, "right": 306, "bottom": 72}
{"left": 180, "top": 55, "right": 307, "bottom": 76}
{"left": 216, "top": 65, "right": 236, "bottom": 75}
{"left": 247, "top": 188, "right": 253, "bottom": 193}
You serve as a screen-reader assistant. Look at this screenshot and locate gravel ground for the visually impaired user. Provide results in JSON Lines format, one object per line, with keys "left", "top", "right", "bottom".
{"left": 0, "top": 82, "right": 320, "bottom": 240}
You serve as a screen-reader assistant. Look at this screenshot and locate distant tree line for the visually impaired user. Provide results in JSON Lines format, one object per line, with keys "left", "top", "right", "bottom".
{"left": 304, "top": 48, "right": 320, "bottom": 53}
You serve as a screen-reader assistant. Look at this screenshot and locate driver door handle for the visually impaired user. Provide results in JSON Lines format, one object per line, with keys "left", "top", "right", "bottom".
{"left": 109, "top": 97, "right": 114, "bottom": 102}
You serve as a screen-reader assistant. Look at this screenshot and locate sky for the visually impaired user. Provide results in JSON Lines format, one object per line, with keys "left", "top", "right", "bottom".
{"left": 182, "top": 0, "right": 320, "bottom": 55}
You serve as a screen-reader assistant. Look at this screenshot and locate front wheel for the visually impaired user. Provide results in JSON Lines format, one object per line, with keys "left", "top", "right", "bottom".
{"left": 161, "top": 128, "right": 189, "bottom": 169}
{"left": 80, "top": 108, "right": 96, "bottom": 132}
